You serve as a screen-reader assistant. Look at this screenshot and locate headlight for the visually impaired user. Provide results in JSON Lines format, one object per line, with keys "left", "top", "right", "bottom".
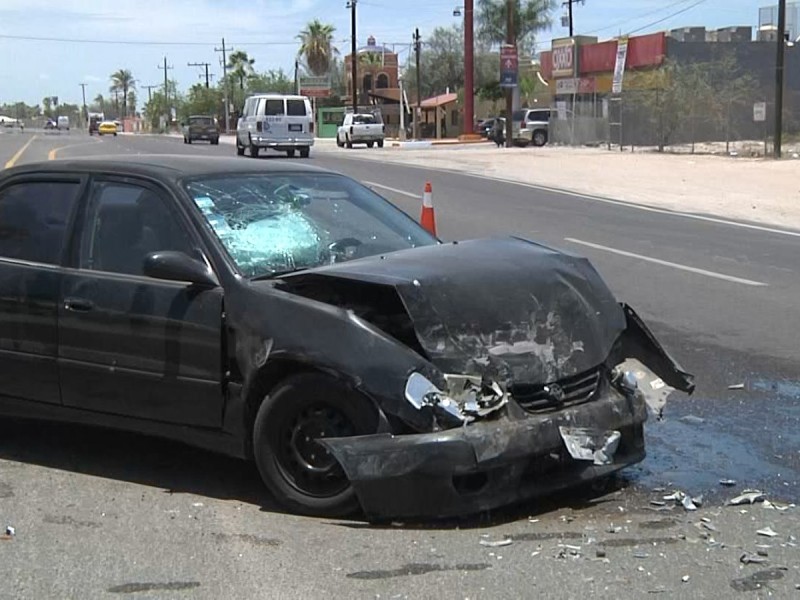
{"left": 404, "top": 372, "right": 508, "bottom": 428}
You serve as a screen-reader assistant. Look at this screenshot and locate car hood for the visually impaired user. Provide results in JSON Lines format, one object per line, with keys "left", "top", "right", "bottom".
{"left": 278, "top": 237, "right": 626, "bottom": 385}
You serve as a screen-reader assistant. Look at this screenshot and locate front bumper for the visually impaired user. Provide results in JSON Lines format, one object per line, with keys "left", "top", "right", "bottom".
{"left": 322, "top": 388, "right": 647, "bottom": 520}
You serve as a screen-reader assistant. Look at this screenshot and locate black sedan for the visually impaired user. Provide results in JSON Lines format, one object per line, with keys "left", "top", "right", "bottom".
{"left": 0, "top": 155, "right": 693, "bottom": 519}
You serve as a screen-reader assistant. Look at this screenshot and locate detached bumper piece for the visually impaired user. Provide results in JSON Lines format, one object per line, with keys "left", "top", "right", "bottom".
{"left": 321, "top": 390, "right": 646, "bottom": 520}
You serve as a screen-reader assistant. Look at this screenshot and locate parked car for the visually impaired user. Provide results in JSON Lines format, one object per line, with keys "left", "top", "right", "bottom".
{"left": 182, "top": 115, "right": 220, "bottom": 145}
{"left": 0, "top": 155, "right": 693, "bottom": 520}
{"left": 98, "top": 121, "right": 117, "bottom": 136}
{"left": 236, "top": 94, "right": 313, "bottom": 158}
{"left": 512, "top": 108, "right": 551, "bottom": 147}
{"left": 476, "top": 117, "right": 500, "bottom": 138}
{"left": 336, "top": 113, "right": 385, "bottom": 148}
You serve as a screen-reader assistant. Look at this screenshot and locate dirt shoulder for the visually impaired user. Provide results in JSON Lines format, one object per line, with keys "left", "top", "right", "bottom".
{"left": 327, "top": 143, "right": 800, "bottom": 231}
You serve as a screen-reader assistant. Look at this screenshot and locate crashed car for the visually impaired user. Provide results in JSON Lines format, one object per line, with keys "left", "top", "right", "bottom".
{"left": 0, "top": 155, "right": 693, "bottom": 520}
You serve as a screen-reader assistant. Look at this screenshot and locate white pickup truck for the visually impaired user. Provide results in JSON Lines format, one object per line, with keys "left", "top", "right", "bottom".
{"left": 336, "top": 113, "right": 385, "bottom": 149}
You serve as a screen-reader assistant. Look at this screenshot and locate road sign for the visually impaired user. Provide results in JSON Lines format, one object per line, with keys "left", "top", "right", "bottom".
{"left": 612, "top": 36, "right": 629, "bottom": 94}
{"left": 300, "top": 88, "right": 332, "bottom": 98}
{"left": 753, "top": 102, "right": 767, "bottom": 122}
{"left": 500, "top": 45, "right": 518, "bottom": 88}
{"left": 298, "top": 75, "right": 331, "bottom": 98}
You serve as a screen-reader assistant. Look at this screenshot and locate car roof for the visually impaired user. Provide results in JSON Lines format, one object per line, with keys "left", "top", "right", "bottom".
{"left": 246, "top": 93, "right": 307, "bottom": 100}
{"left": 3, "top": 154, "right": 333, "bottom": 181}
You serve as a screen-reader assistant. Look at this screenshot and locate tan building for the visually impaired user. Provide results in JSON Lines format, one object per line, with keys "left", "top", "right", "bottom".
{"left": 344, "top": 36, "right": 404, "bottom": 134}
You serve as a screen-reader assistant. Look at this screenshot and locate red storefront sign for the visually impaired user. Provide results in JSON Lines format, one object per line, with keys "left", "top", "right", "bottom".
{"left": 541, "top": 32, "right": 666, "bottom": 79}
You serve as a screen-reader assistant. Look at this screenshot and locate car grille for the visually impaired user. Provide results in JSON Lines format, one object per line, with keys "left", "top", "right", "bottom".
{"left": 509, "top": 367, "right": 604, "bottom": 414}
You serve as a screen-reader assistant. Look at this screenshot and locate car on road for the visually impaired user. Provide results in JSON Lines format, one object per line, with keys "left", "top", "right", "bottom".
{"left": 236, "top": 94, "right": 313, "bottom": 159}
{"left": 182, "top": 115, "right": 220, "bottom": 145}
{"left": 336, "top": 112, "right": 385, "bottom": 149}
{"left": 98, "top": 120, "right": 118, "bottom": 136}
{"left": 57, "top": 116, "right": 70, "bottom": 131}
{"left": 0, "top": 155, "right": 693, "bottom": 520}
{"left": 512, "top": 108, "right": 551, "bottom": 147}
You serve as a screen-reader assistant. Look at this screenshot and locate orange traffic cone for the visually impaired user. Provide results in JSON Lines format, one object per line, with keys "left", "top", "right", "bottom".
{"left": 420, "top": 181, "right": 437, "bottom": 236}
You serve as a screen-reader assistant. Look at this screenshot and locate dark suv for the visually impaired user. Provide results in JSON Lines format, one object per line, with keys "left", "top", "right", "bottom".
{"left": 182, "top": 115, "right": 220, "bottom": 145}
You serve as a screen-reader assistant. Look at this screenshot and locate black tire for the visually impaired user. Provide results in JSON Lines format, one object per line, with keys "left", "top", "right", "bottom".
{"left": 336, "top": 136, "right": 344, "bottom": 148}
{"left": 212, "top": 138, "right": 219, "bottom": 145}
{"left": 250, "top": 136, "right": 260, "bottom": 158}
{"left": 532, "top": 130, "right": 548, "bottom": 147}
{"left": 187, "top": 137, "right": 193, "bottom": 144}
{"left": 286, "top": 149, "right": 296, "bottom": 158}
{"left": 183, "top": 136, "right": 188, "bottom": 144}
{"left": 377, "top": 139, "right": 384, "bottom": 148}
{"left": 345, "top": 137, "right": 353, "bottom": 149}
{"left": 236, "top": 136, "right": 245, "bottom": 156}
{"left": 299, "top": 147, "right": 310, "bottom": 159}
{"left": 367, "top": 141, "right": 374, "bottom": 148}
{"left": 252, "top": 373, "right": 378, "bottom": 517}
{"left": 113, "top": 132, "right": 117, "bottom": 137}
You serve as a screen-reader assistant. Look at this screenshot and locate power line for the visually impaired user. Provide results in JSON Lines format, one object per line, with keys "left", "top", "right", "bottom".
{"left": 0, "top": 33, "right": 298, "bottom": 46}
{"left": 188, "top": 61, "right": 212, "bottom": 88}
{"left": 627, "top": 0, "right": 710, "bottom": 35}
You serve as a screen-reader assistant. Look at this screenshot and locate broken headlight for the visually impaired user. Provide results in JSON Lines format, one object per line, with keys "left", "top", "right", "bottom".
{"left": 404, "top": 372, "right": 508, "bottom": 428}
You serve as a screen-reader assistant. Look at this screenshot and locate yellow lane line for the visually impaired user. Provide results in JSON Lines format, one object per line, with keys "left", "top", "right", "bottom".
{"left": 4, "top": 135, "right": 38, "bottom": 169}
{"left": 48, "top": 136, "right": 103, "bottom": 161}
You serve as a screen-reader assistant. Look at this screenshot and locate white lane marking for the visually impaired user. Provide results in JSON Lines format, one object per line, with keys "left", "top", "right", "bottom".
{"left": 564, "top": 237, "right": 769, "bottom": 287}
{"left": 336, "top": 155, "right": 800, "bottom": 238}
{"left": 363, "top": 181, "right": 420, "bottom": 199}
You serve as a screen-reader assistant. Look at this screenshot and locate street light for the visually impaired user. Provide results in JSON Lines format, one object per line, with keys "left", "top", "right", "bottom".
{"left": 453, "top": 5, "right": 462, "bottom": 17}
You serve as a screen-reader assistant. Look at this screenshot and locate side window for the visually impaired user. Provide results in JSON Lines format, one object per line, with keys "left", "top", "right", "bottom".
{"left": 244, "top": 98, "right": 254, "bottom": 117}
{"left": 79, "top": 182, "right": 195, "bottom": 276}
{"left": 264, "top": 100, "right": 284, "bottom": 116}
{"left": 0, "top": 180, "right": 80, "bottom": 265}
{"left": 255, "top": 98, "right": 266, "bottom": 117}
{"left": 286, "top": 99, "right": 306, "bottom": 116}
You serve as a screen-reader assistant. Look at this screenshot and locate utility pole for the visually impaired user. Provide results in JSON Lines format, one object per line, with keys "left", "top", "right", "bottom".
{"left": 414, "top": 28, "right": 422, "bottom": 139}
{"left": 215, "top": 38, "right": 231, "bottom": 133}
{"left": 505, "top": 0, "right": 515, "bottom": 148}
{"left": 563, "top": 0, "right": 584, "bottom": 37}
{"left": 774, "top": 0, "right": 786, "bottom": 158}
{"left": 294, "top": 60, "right": 299, "bottom": 94}
{"left": 142, "top": 84, "right": 158, "bottom": 104}
{"left": 79, "top": 83, "right": 88, "bottom": 127}
{"left": 158, "top": 56, "right": 174, "bottom": 130}
{"left": 348, "top": 0, "right": 358, "bottom": 112}
{"left": 189, "top": 61, "right": 212, "bottom": 88}
{"left": 464, "top": 0, "right": 475, "bottom": 136}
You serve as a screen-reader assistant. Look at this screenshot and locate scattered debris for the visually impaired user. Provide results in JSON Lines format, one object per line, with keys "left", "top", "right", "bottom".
{"left": 679, "top": 415, "right": 705, "bottom": 425}
{"left": 757, "top": 527, "right": 778, "bottom": 538}
{"left": 559, "top": 427, "right": 621, "bottom": 466}
{"left": 191, "top": 502, "right": 204, "bottom": 508}
{"left": 530, "top": 551, "right": 540, "bottom": 557}
{"left": 757, "top": 549, "right": 769, "bottom": 557}
{"left": 719, "top": 479, "right": 737, "bottom": 487}
{"left": 729, "top": 490, "right": 766, "bottom": 505}
{"left": 727, "top": 383, "right": 745, "bottom": 390}
{"left": 681, "top": 575, "right": 690, "bottom": 583}
{"left": 763, "top": 500, "right": 794, "bottom": 511}
{"left": 662, "top": 490, "right": 703, "bottom": 511}
{"left": 607, "top": 525, "right": 622, "bottom": 534}
{"left": 650, "top": 500, "right": 666, "bottom": 507}
{"left": 740, "top": 552, "right": 768, "bottom": 565}
{"left": 700, "top": 521, "right": 717, "bottom": 532}
{"left": 596, "top": 549, "right": 607, "bottom": 558}
{"left": 5, "top": 526, "right": 14, "bottom": 536}
{"left": 633, "top": 551, "right": 650, "bottom": 559}
{"left": 480, "top": 538, "right": 513, "bottom": 548}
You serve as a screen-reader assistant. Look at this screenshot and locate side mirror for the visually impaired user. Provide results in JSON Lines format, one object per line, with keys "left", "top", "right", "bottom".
{"left": 143, "top": 251, "right": 219, "bottom": 287}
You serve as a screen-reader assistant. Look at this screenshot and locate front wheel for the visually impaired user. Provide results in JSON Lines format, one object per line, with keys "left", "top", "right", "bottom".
{"left": 345, "top": 137, "right": 353, "bottom": 149}
{"left": 336, "top": 135, "right": 344, "bottom": 148}
{"left": 236, "top": 136, "right": 245, "bottom": 156}
{"left": 252, "top": 373, "right": 378, "bottom": 517}
{"left": 286, "top": 149, "right": 296, "bottom": 158}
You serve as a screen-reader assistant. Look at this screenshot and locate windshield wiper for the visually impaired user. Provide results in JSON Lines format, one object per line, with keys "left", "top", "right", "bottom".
{"left": 250, "top": 267, "right": 310, "bottom": 281}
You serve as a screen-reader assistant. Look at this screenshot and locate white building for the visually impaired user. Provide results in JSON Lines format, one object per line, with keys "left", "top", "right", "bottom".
{"left": 759, "top": 2, "right": 800, "bottom": 42}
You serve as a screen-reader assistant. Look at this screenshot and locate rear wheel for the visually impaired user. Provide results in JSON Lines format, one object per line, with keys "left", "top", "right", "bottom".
{"left": 187, "top": 137, "right": 193, "bottom": 144}
{"left": 211, "top": 138, "right": 219, "bottom": 145}
{"left": 532, "top": 130, "right": 548, "bottom": 147}
{"left": 252, "top": 373, "right": 378, "bottom": 517}
{"left": 377, "top": 139, "right": 384, "bottom": 148}
{"left": 367, "top": 141, "right": 374, "bottom": 148}
{"left": 249, "top": 136, "right": 260, "bottom": 158}
{"left": 345, "top": 136, "right": 353, "bottom": 149}
{"left": 299, "top": 147, "right": 310, "bottom": 159}
{"left": 286, "top": 149, "right": 296, "bottom": 158}
{"left": 236, "top": 135, "right": 245, "bottom": 156}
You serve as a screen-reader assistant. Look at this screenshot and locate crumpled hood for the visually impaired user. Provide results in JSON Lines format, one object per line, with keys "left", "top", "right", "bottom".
{"left": 280, "top": 237, "right": 627, "bottom": 385}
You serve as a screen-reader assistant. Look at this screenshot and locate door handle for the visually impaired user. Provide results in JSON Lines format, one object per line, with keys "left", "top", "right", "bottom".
{"left": 64, "top": 297, "right": 95, "bottom": 312}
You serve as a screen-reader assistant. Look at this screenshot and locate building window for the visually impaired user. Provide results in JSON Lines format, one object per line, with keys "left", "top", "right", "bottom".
{"left": 376, "top": 73, "right": 389, "bottom": 89}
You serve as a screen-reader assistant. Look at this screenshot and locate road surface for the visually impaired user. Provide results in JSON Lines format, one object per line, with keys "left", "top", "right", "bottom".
{"left": 1, "top": 131, "right": 798, "bottom": 599}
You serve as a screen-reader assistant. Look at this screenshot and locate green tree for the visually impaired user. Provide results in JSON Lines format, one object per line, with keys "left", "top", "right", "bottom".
{"left": 247, "top": 70, "right": 295, "bottom": 95}
{"left": 477, "top": 0, "right": 556, "bottom": 49}
{"left": 110, "top": 69, "right": 136, "bottom": 117}
{"left": 181, "top": 84, "right": 224, "bottom": 121}
{"left": 297, "top": 20, "right": 338, "bottom": 76}
{"left": 143, "top": 80, "right": 182, "bottom": 131}
{"left": 226, "top": 50, "right": 256, "bottom": 110}
{"left": 91, "top": 94, "right": 105, "bottom": 114}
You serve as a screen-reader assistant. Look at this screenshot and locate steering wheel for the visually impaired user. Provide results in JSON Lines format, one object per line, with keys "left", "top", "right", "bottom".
{"left": 327, "top": 237, "right": 362, "bottom": 264}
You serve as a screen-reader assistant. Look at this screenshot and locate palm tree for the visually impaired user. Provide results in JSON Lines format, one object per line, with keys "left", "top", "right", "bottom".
{"left": 477, "top": 0, "right": 555, "bottom": 48}
{"left": 297, "top": 20, "right": 337, "bottom": 76}
{"left": 110, "top": 69, "right": 136, "bottom": 117}
{"left": 359, "top": 52, "right": 384, "bottom": 68}
{"left": 227, "top": 50, "right": 255, "bottom": 90}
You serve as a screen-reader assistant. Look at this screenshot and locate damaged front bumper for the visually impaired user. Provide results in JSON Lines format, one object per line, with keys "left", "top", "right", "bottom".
{"left": 322, "top": 387, "right": 647, "bottom": 520}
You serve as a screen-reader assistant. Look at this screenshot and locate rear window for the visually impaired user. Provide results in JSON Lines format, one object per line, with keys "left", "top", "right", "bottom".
{"left": 528, "top": 110, "right": 550, "bottom": 121}
{"left": 286, "top": 100, "right": 307, "bottom": 116}
{"left": 264, "top": 100, "right": 284, "bottom": 116}
{"left": 189, "top": 117, "right": 214, "bottom": 126}
{"left": 353, "top": 114, "right": 377, "bottom": 124}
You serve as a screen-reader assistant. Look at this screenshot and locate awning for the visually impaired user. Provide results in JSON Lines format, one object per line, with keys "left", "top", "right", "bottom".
{"left": 420, "top": 92, "right": 458, "bottom": 109}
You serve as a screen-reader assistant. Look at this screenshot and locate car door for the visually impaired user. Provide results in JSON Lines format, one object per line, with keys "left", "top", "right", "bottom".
{"left": 0, "top": 176, "right": 84, "bottom": 405}
{"left": 58, "top": 176, "right": 224, "bottom": 427}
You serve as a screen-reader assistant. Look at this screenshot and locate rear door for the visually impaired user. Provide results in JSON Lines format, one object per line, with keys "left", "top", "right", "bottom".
{"left": 0, "top": 176, "right": 84, "bottom": 405}
{"left": 284, "top": 98, "right": 313, "bottom": 141}
{"left": 58, "top": 177, "right": 224, "bottom": 426}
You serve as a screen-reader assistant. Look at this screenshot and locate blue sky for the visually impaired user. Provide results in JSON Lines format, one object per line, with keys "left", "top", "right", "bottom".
{"left": 0, "top": 0, "right": 776, "bottom": 106}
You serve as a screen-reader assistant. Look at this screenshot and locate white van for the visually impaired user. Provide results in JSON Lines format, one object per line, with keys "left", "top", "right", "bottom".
{"left": 236, "top": 94, "right": 314, "bottom": 159}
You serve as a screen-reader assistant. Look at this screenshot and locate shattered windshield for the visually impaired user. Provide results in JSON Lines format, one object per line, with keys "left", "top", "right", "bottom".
{"left": 184, "top": 173, "right": 436, "bottom": 278}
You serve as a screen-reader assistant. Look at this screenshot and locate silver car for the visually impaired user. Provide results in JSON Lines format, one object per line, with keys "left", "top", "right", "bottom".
{"left": 512, "top": 108, "right": 551, "bottom": 147}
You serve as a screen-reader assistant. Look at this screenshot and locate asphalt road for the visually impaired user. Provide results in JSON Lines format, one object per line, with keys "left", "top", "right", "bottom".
{"left": 1, "top": 131, "right": 799, "bottom": 599}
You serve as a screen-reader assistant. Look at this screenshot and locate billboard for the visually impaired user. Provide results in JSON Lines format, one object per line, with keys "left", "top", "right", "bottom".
{"left": 551, "top": 38, "right": 577, "bottom": 78}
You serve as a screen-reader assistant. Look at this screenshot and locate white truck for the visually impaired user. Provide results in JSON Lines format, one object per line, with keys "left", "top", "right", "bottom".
{"left": 336, "top": 113, "right": 385, "bottom": 149}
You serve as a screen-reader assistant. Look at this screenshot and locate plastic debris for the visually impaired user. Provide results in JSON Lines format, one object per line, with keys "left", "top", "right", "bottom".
{"left": 729, "top": 490, "right": 766, "bottom": 505}
{"left": 596, "top": 549, "right": 607, "bottom": 558}
{"left": 559, "top": 427, "right": 621, "bottom": 466}
{"left": 681, "top": 575, "right": 690, "bottom": 583}
{"left": 740, "top": 552, "right": 768, "bottom": 564}
{"left": 719, "top": 479, "right": 737, "bottom": 487}
{"left": 757, "top": 549, "right": 769, "bottom": 557}
{"left": 663, "top": 490, "right": 702, "bottom": 511}
{"left": 728, "top": 383, "right": 745, "bottom": 390}
{"left": 680, "top": 415, "right": 705, "bottom": 425}
{"left": 757, "top": 527, "right": 778, "bottom": 538}
{"left": 763, "top": 500, "right": 794, "bottom": 511}
{"left": 633, "top": 551, "right": 650, "bottom": 559}
{"left": 480, "top": 538, "right": 513, "bottom": 548}
{"left": 5, "top": 526, "right": 14, "bottom": 536}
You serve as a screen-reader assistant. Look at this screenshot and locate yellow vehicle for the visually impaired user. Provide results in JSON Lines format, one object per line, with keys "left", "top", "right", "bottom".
{"left": 98, "top": 121, "right": 118, "bottom": 136}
